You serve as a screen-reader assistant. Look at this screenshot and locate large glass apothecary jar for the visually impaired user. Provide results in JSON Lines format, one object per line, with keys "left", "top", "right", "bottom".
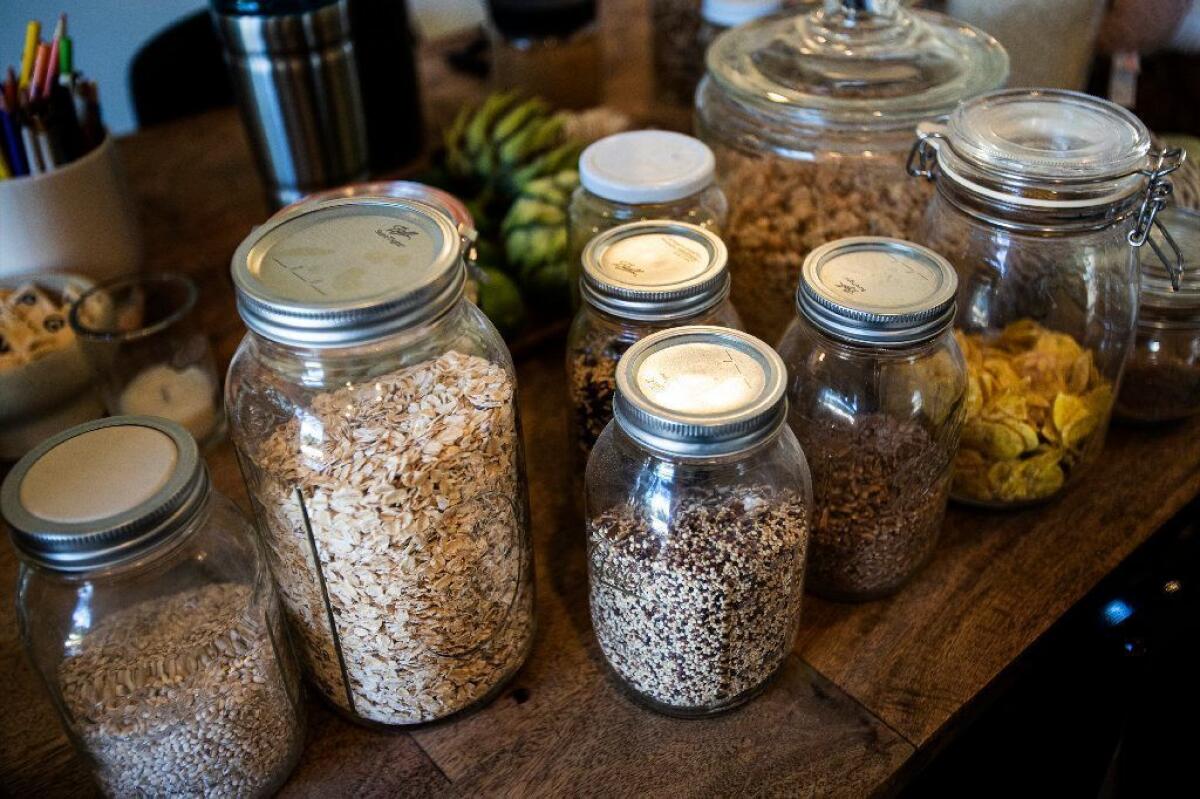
{"left": 778, "top": 237, "right": 966, "bottom": 600}
{"left": 696, "top": 0, "right": 1008, "bottom": 343}
{"left": 567, "top": 220, "right": 743, "bottom": 470}
{"left": 907, "top": 89, "right": 1186, "bottom": 507}
{"left": 568, "top": 130, "right": 728, "bottom": 306}
{"left": 225, "top": 197, "right": 535, "bottom": 727}
{"left": 586, "top": 326, "right": 811, "bottom": 716}
{"left": 1, "top": 417, "right": 304, "bottom": 798}
{"left": 1116, "top": 206, "right": 1200, "bottom": 423}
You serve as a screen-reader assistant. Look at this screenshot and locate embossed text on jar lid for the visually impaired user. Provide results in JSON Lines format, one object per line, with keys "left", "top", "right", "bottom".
{"left": 582, "top": 221, "right": 730, "bottom": 321}
{"left": 798, "top": 236, "right": 958, "bottom": 347}
{"left": 614, "top": 326, "right": 787, "bottom": 456}
{"left": 231, "top": 197, "right": 464, "bottom": 347}
{"left": 0, "top": 417, "right": 208, "bottom": 572}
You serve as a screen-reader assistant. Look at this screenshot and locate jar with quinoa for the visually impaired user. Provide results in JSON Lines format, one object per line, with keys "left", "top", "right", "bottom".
{"left": 2, "top": 417, "right": 305, "bottom": 798}
{"left": 586, "top": 326, "right": 811, "bottom": 716}
{"left": 908, "top": 89, "right": 1188, "bottom": 506}
{"left": 567, "top": 220, "right": 742, "bottom": 473}
{"left": 695, "top": 0, "right": 1008, "bottom": 343}
{"left": 778, "top": 238, "right": 967, "bottom": 600}
{"left": 226, "top": 197, "right": 535, "bottom": 727}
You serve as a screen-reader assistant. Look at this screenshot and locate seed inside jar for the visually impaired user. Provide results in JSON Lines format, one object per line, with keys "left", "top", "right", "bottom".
{"left": 57, "top": 584, "right": 299, "bottom": 798}
{"left": 250, "top": 350, "right": 534, "bottom": 726}
{"left": 800, "top": 415, "right": 952, "bottom": 600}
{"left": 588, "top": 487, "right": 808, "bottom": 711}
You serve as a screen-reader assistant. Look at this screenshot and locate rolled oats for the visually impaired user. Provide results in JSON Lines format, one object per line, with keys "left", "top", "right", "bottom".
{"left": 251, "top": 351, "right": 533, "bottom": 726}
{"left": 588, "top": 488, "right": 808, "bottom": 711}
{"left": 58, "top": 584, "right": 300, "bottom": 798}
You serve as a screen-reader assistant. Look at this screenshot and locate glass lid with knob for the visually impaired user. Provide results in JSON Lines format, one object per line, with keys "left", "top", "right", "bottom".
{"left": 704, "top": 0, "right": 1009, "bottom": 129}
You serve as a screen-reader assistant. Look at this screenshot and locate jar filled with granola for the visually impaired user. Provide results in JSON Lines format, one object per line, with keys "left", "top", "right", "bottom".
{"left": 907, "top": 89, "right": 1187, "bottom": 506}
{"left": 587, "top": 326, "right": 811, "bottom": 716}
{"left": 567, "top": 220, "right": 742, "bottom": 471}
{"left": 696, "top": 0, "right": 1008, "bottom": 343}
{"left": 778, "top": 238, "right": 967, "bottom": 600}
{"left": 225, "top": 197, "right": 534, "bottom": 727}
{"left": 2, "top": 417, "right": 304, "bottom": 798}
{"left": 1116, "top": 206, "right": 1200, "bottom": 423}
{"left": 568, "top": 130, "right": 728, "bottom": 307}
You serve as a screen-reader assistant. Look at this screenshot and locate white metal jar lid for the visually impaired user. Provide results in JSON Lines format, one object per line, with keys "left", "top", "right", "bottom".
{"left": 581, "top": 221, "right": 730, "bottom": 321}
{"left": 579, "top": 131, "right": 716, "bottom": 204}
{"left": 797, "top": 236, "right": 958, "bottom": 347}
{"left": 702, "top": 0, "right": 782, "bottom": 27}
{"left": 0, "top": 416, "right": 207, "bottom": 572}
{"left": 231, "top": 197, "right": 464, "bottom": 348}
{"left": 613, "top": 325, "right": 787, "bottom": 457}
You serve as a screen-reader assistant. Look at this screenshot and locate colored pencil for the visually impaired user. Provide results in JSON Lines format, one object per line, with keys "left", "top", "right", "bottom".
{"left": 18, "top": 21, "right": 39, "bottom": 88}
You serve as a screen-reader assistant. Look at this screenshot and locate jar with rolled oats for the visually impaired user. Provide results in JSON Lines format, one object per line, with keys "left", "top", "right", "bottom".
{"left": 2, "top": 416, "right": 304, "bottom": 798}
{"left": 226, "top": 197, "right": 535, "bottom": 727}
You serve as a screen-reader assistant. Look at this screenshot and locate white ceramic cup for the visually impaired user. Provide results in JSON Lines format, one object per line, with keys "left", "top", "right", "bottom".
{"left": 0, "top": 135, "right": 143, "bottom": 282}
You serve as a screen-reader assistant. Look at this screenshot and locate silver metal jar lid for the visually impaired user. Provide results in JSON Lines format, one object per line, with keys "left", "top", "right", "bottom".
{"left": 0, "top": 416, "right": 208, "bottom": 573}
{"left": 581, "top": 221, "right": 730, "bottom": 322}
{"left": 613, "top": 326, "right": 787, "bottom": 457}
{"left": 797, "top": 236, "right": 958, "bottom": 347}
{"left": 231, "top": 197, "right": 465, "bottom": 348}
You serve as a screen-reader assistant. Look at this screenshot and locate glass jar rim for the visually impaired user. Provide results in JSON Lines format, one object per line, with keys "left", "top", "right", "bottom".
{"left": 68, "top": 272, "right": 198, "bottom": 344}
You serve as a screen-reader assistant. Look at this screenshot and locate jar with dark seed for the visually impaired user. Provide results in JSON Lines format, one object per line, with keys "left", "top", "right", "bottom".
{"left": 777, "top": 237, "right": 967, "bottom": 601}
{"left": 586, "top": 326, "right": 811, "bottom": 716}
{"left": 567, "top": 220, "right": 742, "bottom": 478}
{"left": 1, "top": 417, "right": 305, "bottom": 798}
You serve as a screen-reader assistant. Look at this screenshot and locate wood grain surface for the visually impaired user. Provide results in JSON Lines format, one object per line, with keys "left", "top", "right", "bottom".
{"left": 3, "top": 1, "right": 1199, "bottom": 796}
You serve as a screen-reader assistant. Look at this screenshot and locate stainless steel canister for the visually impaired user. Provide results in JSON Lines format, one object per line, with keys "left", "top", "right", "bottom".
{"left": 213, "top": 0, "right": 370, "bottom": 207}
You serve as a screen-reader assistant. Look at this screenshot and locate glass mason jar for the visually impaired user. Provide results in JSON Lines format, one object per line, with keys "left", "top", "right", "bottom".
{"left": 1116, "top": 206, "right": 1200, "bottom": 423}
{"left": 567, "top": 221, "right": 743, "bottom": 472}
{"left": 778, "top": 238, "right": 967, "bottom": 600}
{"left": 586, "top": 326, "right": 811, "bottom": 716}
{"left": 696, "top": 0, "right": 1008, "bottom": 344}
{"left": 225, "top": 197, "right": 535, "bottom": 727}
{"left": 1, "top": 417, "right": 304, "bottom": 798}
{"left": 568, "top": 130, "right": 728, "bottom": 308}
{"left": 906, "top": 89, "right": 1187, "bottom": 506}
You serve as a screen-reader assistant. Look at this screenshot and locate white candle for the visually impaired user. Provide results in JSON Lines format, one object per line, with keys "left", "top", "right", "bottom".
{"left": 118, "top": 364, "right": 218, "bottom": 443}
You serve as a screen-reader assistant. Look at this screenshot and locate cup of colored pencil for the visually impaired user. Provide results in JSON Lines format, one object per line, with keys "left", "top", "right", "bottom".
{"left": 0, "top": 13, "right": 142, "bottom": 282}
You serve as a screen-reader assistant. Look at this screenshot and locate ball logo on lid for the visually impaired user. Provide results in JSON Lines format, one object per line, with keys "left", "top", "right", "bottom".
{"left": 375, "top": 223, "right": 420, "bottom": 248}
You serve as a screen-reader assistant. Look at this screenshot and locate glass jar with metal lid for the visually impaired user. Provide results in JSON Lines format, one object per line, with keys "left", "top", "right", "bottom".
{"left": 224, "top": 196, "right": 534, "bottom": 728}
{"left": 1116, "top": 206, "right": 1200, "bottom": 423}
{"left": 777, "top": 237, "right": 967, "bottom": 600}
{"left": 566, "top": 220, "right": 743, "bottom": 470}
{"left": 695, "top": 0, "right": 1008, "bottom": 344}
{"left": 1, "top": 416, "right": 305, "bottom": 798}
{"left": 568, "top": 130, "right": 728, "bottom": 307}
{"left": 906, "top": 88, "right": 1187, "bottom": 507}
{"left": 586, "top": 326, "right": 811, "bottom": 716}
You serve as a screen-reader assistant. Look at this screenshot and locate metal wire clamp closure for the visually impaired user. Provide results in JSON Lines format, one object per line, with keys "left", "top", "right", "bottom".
{"left": 1129, "top": 147, "right": 1187, "bottom": 291}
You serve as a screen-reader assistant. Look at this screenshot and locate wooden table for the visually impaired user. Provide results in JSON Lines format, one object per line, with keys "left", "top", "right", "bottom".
{"left": 4, "top": 4, "right": 1200, "bottom": 796}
